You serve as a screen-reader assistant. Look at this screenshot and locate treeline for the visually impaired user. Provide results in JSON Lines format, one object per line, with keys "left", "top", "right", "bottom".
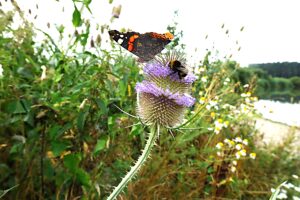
{"left": 229, "top": 62, "right": 300, "bottom": 102}
{"left": 249, "top": 62, "right": 300, "bottom": 78}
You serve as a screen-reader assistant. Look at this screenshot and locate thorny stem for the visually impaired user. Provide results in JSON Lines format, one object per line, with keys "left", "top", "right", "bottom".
{"left": 107, "top": 124, "right": 160, "bottom": 200}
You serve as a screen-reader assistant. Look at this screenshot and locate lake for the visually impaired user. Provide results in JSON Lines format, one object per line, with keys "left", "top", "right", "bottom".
{"left": 254, "top": 100, "right": 300, "bottom": 127}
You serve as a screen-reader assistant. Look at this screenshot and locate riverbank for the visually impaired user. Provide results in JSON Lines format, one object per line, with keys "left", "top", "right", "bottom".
{"left": 255, "top": 118, "right": 300, "bottom": 151}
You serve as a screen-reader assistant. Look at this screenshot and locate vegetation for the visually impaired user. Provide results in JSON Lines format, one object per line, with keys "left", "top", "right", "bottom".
{"left": 250, "top": 62, "right": 300, "bottom": 78}
{"left": 0, "top": 1, "right": 299, "bottom": 200}
{"left": 233, "top": 66, "right": 300, "bottom": 102}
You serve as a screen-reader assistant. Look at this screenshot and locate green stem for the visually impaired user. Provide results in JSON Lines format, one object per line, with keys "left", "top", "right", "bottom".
{"left": 107, "top": 124, "right": 160, "bottom": 200}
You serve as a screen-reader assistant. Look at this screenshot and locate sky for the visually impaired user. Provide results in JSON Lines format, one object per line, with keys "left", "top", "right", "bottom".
{"left": 3, "top": 0, "right": 300, "bottom": 66}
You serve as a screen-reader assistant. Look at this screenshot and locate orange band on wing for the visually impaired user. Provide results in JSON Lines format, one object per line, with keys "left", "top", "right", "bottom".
{"left": 127, "top": 34, "right": 139, "bottom": 51}
{"left": 150, "top": 32, "right": 174, "bottom": 40}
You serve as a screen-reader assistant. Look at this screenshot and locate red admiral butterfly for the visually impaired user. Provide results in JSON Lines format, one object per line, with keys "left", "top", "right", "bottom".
{"left": 109, "top": 30, "right": 174, "bottom": 62}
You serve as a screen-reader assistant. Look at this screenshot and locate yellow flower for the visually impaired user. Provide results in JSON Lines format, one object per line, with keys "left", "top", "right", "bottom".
{"left": 216, "top": 142, "right": 224, "bottom": 149}
{"left": 210, "top": 112, "right": 216, "bottom": 118}
{"left": 199, "top": 97, "right": 206, "bottom": 104}
{"left": 234, "top": 137, "right": 242, "bottom": 143}
{"left": 242, "top": 139, "right": 248, "bottom": 145}
{"left": 240, "top": 149, "right": 247, "bottom": 156}
{"left": 250, "top": 152, "right": 256, "bottom": 159}
{"left": 235, "top": 144, "right": 243, "bottom": 150}
{"left": 235, "top": 152, "right": 241, "bottom": 159}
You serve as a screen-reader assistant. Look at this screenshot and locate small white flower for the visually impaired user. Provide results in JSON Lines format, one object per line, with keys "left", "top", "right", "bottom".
{"left": 293, "top": 196, "right": 300, "bottom": 200}
{"left": 249, "top": 153, "right": 256, "bottom": 159}
{"left": 271, "top": 188, "right": 276, "bottom": 193}
{"left": 292, "top": 174, "right": 299, "bottom": 179}
{"left": 235, "top": 144, "right": 242, "bottom": 150}
{"left": 199, "top": 67, "right": 205, "bottom": 72}
{"left": 294, "top": 186, "right": 300, "bottom": 192}
{"left": 234, "top": 137, "right": 243, "bottom": 143}
{"left": 240, "top": 149, "right": 247, "bottom": 156}
{"left": 283, "top": 182, "right": 295, "bottom": 189}
{"left": 206, "top": 104, "right": 211, "bottom": 110}
{"left": 277, "top": 192, "right": 287, "bottom": 199}
{"left": 231, "top": 166, "right": 236, "bottom": 172}
{"left": 217, "top": 151, "right": 223, "bottom": 157}
{"left": 232, "top": 160, "right": 238, "bottom": 166}
{"left": 199, "top": 97, "right": 206, "bottom": 104}
{"left": 216, "top": 142, "right": 224, "bottom": 149}
{"left": 201, "top": 76, "right": 208, "bottom": 83}
{"left": 242, "top": 139, "right": 248, "bottom": 145}
{"left": 241, "top": 93, "right": 247, "bottom": 97}
{"left": 243, "top": 84, "right": 249, "bottom": 88}
{"left": 194, "top": 67, "right": 205, "bottom": 74}
{"left": 245, "top": 98, "right": 251, "bottom": 104}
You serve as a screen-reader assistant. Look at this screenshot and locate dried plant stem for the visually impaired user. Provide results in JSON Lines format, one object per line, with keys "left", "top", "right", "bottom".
{"left": 107, "top": 124, "right": 160, "bottom": 200}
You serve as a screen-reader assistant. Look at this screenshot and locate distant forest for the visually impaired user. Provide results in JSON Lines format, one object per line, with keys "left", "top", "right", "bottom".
{"left": 249, "top": 62, "right": 300, "bottom": 78}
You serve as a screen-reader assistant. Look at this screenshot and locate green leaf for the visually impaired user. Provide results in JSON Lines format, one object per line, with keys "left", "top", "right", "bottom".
{"left": 72, "top": 5, "right": 81, "bottom": 27}
{"left": 6, "top": 101, "right": 27, "bottom": 114}
{"left": 93, "top": 139, "right": 106, "bottom": 155}
{"left": 63, "top": 153, "right": 81, "bottom": 173}
{"left": 76, "top": 168, "right": 91, "bottom": 187}
{"left": 49, "top": 123, "right": 72, "bottom": 139}
{"left": 51, "top": 141, "right": 70, "bottom": 157}
{"left": 94, "top": 98, "right": 107, "bottom": 114}
{"left": 77, "top": 108, "right": 89, "bottom": 132}
{"left": 130, "top": 125, "right": 141, "bottom": 136}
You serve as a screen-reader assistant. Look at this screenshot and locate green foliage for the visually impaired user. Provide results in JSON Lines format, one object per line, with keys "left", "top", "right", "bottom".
{"left": 232, "top": 65, "right": 300, "bottom": 102}
{"left": 250, "top": 62, "right": 300, "bottom": 78}
{"left": 290, "top": 76, "right": 300, "bottom": 89}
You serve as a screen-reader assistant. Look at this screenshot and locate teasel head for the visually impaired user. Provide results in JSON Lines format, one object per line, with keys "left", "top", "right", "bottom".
{"left": 135, "top": 51, "right": 196, "bottom": 127}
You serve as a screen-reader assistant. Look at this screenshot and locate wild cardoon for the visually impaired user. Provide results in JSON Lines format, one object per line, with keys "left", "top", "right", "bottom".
{"left": 108, "top": 53, "right": 196, "bottom": 200}
{"left": 136, "top": 56, "right": 196, "bottom": 127}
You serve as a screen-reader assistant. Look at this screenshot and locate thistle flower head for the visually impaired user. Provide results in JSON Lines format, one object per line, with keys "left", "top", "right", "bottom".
{"left": 135, "top": 52, "right": 196, "bottom": 127}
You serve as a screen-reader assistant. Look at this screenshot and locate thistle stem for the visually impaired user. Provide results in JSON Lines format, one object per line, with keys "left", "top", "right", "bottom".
{"left": 107, "top": 124, "right": 160, "bottom": 200}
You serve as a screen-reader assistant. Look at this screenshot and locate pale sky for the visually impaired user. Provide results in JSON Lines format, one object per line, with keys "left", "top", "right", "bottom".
{"left": 3, "top": 0, "right": 300, "bottom": 66}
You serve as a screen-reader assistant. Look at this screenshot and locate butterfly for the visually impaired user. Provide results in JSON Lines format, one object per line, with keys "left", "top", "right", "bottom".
{"left": 109, "top": 30, "right": 174, "bottom": 62}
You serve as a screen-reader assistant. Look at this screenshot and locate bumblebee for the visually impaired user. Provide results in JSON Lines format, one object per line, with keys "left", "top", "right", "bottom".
{"left": 169, "top": 60, "right": 188, "bottom": 79}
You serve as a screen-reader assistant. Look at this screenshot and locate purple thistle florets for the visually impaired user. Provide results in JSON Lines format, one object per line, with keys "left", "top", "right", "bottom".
{"left": 135, "top": 58, "right": 196, "bottom": 127}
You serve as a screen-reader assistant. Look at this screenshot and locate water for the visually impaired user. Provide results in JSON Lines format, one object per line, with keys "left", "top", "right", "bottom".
{"left": 254, "top": 100, "right": 300, "bottom": 127}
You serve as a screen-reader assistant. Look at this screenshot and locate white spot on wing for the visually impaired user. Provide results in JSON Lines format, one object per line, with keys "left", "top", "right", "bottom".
{"left": 117, "top": 38, "right": 123, "bottom": 44}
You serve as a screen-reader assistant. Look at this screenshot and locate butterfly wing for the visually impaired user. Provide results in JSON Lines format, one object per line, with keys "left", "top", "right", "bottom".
{"left": 109, "top": 30, "right": 173, "bottom": 62}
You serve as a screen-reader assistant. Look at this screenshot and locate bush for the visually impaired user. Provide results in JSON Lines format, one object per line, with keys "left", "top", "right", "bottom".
{"left": 290, "top": 76, "right": 300, "bottom": 90}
